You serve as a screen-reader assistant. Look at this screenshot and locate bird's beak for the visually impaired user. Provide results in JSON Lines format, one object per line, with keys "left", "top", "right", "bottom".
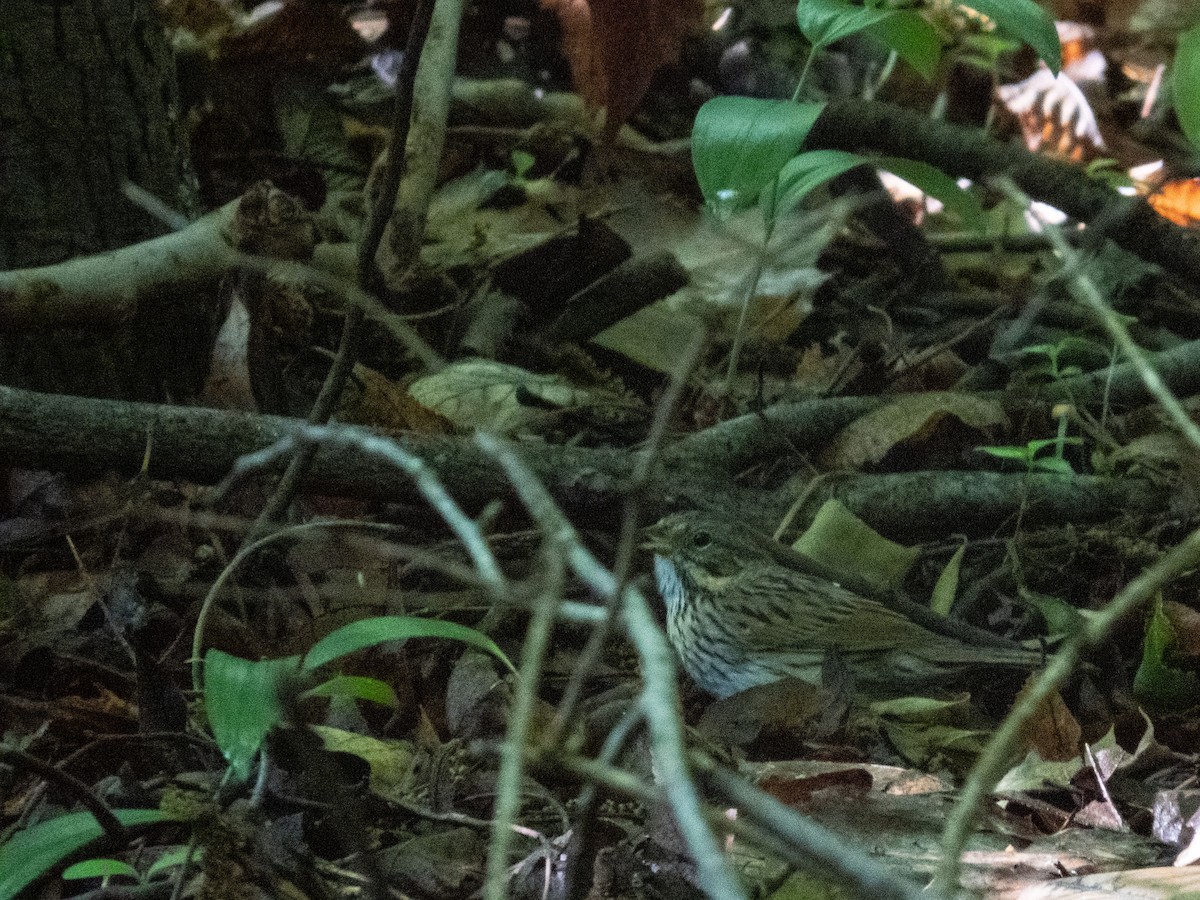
{"left": 640, "top": 520, "right": 671, "bottom": 552}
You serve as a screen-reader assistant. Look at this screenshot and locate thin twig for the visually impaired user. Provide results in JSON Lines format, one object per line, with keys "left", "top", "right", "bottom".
{"left": 992, "top": 177, "right": 1200, "bottom": 452}
{"left": 0, "top": 747, "right": 127, "bottom": 843}
{"left": 562, "top": 705, "right": 646, "bottom": 900}
{"left": 554, "top": 330, "right": 706, "bottom": 731}
{"left": 476, "top": 433, "right": 747, "bottom": 900}
{"left": 251, "top": 0, "right": 441, "bottom": 531}
{"left": 484, "top": 539, "right": 566, "bottom": 900}
{"left": 933, "top": 523, "right": 1200, "bottom": 893}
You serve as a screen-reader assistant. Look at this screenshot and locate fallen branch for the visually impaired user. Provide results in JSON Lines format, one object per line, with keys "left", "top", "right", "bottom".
{"left": 0, "top": 386, "right": 1170, "bottom": 539}
{"left": 807, "top": 100, "right": 1200, "bottom": 283}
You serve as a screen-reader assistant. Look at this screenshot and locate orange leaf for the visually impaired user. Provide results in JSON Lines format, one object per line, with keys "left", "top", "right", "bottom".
{"left": 1148, "top": 178, "right": 1200, "bottom": 227}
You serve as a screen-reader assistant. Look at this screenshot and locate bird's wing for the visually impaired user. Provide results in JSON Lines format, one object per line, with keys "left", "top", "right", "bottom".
{"left": 735, "top": 568, "right": 937, "bottom": 653}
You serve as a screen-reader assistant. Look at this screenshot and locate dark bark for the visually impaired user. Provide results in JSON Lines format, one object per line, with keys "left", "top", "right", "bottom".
{"left": 0, "top": 0, "right": 210, "bottom": 401}
{"left": 806, "top": 100, "right": 1200, "bottom": 284}
{"left": 0, "top": 385, "right": 1171, "bottom": 541}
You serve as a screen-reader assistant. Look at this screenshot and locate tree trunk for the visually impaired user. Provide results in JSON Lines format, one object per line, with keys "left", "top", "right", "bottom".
{"left": 0, "top": 0, "right": 215, "bottom": 400}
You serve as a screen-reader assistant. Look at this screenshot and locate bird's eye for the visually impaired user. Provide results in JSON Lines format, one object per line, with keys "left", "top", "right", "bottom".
{"left": 691, "top": 529, "right": 713, "bottom": 550}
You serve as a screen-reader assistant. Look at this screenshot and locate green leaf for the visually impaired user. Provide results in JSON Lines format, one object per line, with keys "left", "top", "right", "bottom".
{"left": 510, "top": 149, "right": 536, "bottom": 180}
{"left": 692, "top": 97, "right": 825, "bottom": 214}
{"left": 774, "top": 149, "right": 866, "bottom": 214}
{"left": 1026, "top": 437, "right": 1083, "bottom": 455}
{"left": 877, "top": 156, "right": 985, "bottom": 231}
{"left": 791, "top": 499, "right": 918, "bottom": 592}
{"left": 797, "top": 0, "right": 893, "bottom": 48}
{"left": 1030, "top": 456, "right": 1076, "bottom": 474}
{"left": 1176, "top": 24, "right": 1200, "bottom": 150}
{"left": 62, "top": 859, "right": 140, "bottom": 881}
{"left": 1021, "top": 589, "right": 1086, "bottom": 640}
{"left": 303, "top": 616, "right": 517, "bottom": 675}
{"left": 931, "top": 541, "right": 966, "bottom": 617}
{"left": 1134, "top": 595, "right": 1200, "bottom": 708}
{"left": 977, "top": 445, "right": 1033, "bottom": 463}
{"left": 960, "top": 0, "right": 1060, "bottom": 73}
{"left": 303, "top": 675, "right": 398, "bottom": 708}
{"left": 145, "top": 847, "right": 196, "bottom": 881}
{"left": 865, "top": 11, "right": 944, "bottom": 80}
{"left": 0, "top": 809, "right": 171, "bottom": 900}
{"left": 204, "top": 650, "right": 302, "bottom": 779}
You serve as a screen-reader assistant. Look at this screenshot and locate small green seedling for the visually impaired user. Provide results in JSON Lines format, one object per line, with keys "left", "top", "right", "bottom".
{"left": 977, "top": 436, "right": 1083, "bottom": 474}
{"left": 1017, "top": 336, "right": 1111, "bottom": 381}
{"left": 691, "top": 0, "right": 1060, "bottom": 387}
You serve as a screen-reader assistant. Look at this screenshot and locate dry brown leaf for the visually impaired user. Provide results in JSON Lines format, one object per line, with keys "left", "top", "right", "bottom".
{"left": 336, "top": 363, "right": 454, "bottom": 433}
{"left": 696, "top": 677, "right": 824, "bottom": 746}
{"left": 757, "top": 768, "right": 873, "bottom": 809}
{"left": 1015, "top": 865, "right": 1200, "bottom": 898}
{"left": 1017, "top": 679, "right": 1082, "bottom": 763}
{"left": 408, "top": 358, "right": 636, "bottom": 436}
{"left": 540, "top": 0, "right": 703, "bottom": 135}
{"left": 889, "top": 349, "right": 969, "bottom": 393}
{"left": 819, "top": 391, "right": 1008, "bottom": 470}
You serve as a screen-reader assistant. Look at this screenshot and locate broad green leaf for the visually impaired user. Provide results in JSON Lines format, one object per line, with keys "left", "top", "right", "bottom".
{"left": 865, "top": 11, "right": 944, "bottom": 80}
{"left": 960, "top": 0, "right": 1060, "bottom": 73}
{"left": 1175, "top": 24, "right": 1200, "bottom": 150}
{"left": 303, "top": 616, "right": 517, "bottom": 675}
{"left": 303, "top": 675, "right": 398, "bottom": 708}
{"left": 204, "top": 650, "right": 302, "bottom": 779}
{"left": 0, "top": 809, "right": 171, "bottom": 900}
{"left": 877, "top": 157, "right": 985, "bottom": 231}
{"left": 774, "top": 149, "right": 866, "bottom": 214}
{"left": 797, "top": 0, "right": 893, "bottom": 48}
{"left": 62, "top": 859, "right": 140, "bottom": 881}
{"left": 692, "top": 97, "right": 824, "bottom": 213}
{"left": 1134, "top": 595, "right": 1200, "bottom": 708}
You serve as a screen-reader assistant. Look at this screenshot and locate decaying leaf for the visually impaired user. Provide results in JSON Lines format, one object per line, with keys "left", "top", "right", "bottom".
{"left": 697, "top": 677, "right": 825, "bottom": 746}
{"left": 791, "top": 499, "right": 920, "bottom": 592}
{"left": 819, "top": 391, "right": 1008, "bottom": 471}
{"left": 1017, "top": 681, "right": 1082, "bottom": 763}
{"left": 675, "top": 203, "right": 851, "bottom": 339}
{"left": 419, "top": 169, "right": 572, "bottom": 272}
{"left": 539, "top": 0, "right": 703, "bottom": 135}
{"left": 311, "top": 726, "right": 415, "bottom": 800}
{"left": 335, "top": 363, "right": 454, "bottom": 433}
{"left": 408, "top": 358, "right": 637, "bottom": 436}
